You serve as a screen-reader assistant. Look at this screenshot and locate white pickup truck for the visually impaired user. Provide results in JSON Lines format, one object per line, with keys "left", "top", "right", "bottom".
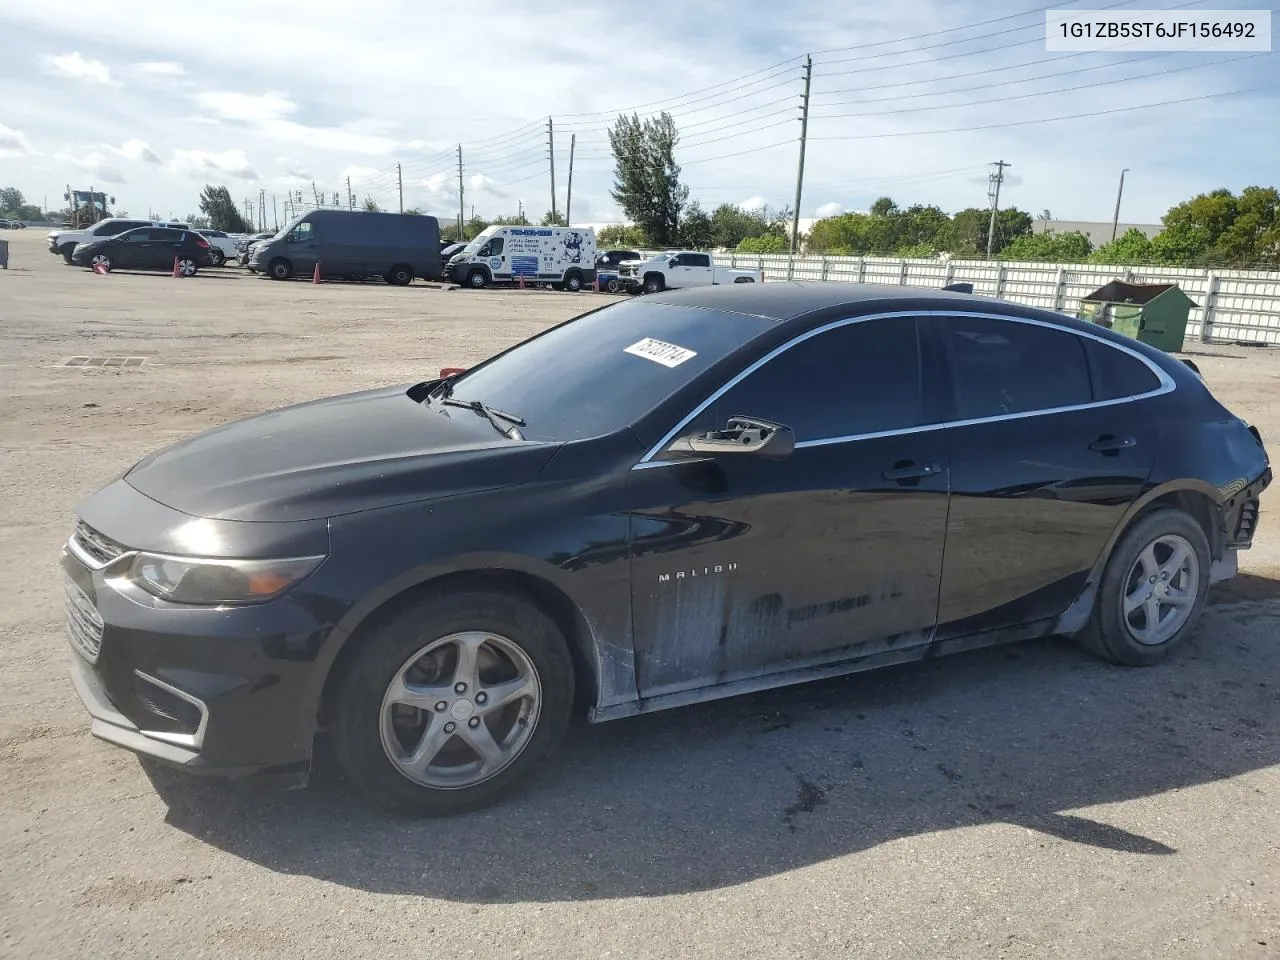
{"left": 618, "top": 251, "right": 762, "bottom": 294}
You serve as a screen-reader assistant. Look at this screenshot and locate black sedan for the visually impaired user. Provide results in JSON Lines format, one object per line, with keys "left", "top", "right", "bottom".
{"left": 62, "top": 284, "right": 1270, "bottom": 815}
{"left": 72, "top": 226, "right": 213, "bottom": 275}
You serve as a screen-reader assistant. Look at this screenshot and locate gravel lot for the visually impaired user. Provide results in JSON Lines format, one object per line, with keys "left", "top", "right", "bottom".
{"left": 2, "top": 229, "right": 1279, "bottom": 959}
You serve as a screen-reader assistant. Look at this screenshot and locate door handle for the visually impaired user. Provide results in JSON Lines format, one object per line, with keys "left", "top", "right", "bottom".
{"left": 1089, "top": 435, "right": 1137, "bottom": 453}
{"left": 882, "top": 461, "right": 941, "bottom": 481}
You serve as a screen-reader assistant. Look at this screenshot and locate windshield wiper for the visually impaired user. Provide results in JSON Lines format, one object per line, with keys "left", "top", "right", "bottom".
{"left": 439, "top": 397, "right": 525, "bottom": 440}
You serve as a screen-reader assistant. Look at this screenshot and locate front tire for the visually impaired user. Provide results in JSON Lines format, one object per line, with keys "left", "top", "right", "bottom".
{"left": 1077, "top": 508, "right": 1211, "bottom": 666}
{"left": 466, "top": 269, "right": 488, "bottom": 289}
{"left": 331, "top": 589, "right": 575, "bottom": 816}
{"left": 269, "top": 258, "right": 293, "bottom": 281}
{"left": 209, "top": 249, "right": 226, "bottom": 267}
{"left": 61, "top": 245, "right": 76, "bottom": 264}
{"left": 564, "top": 271, "right": 583, "bottom": 292}
{"left": 89, "top": 253, "right": 112, "bottom": 272}
{"left": 642, "top": 273, "right": 665, "bottom": 295}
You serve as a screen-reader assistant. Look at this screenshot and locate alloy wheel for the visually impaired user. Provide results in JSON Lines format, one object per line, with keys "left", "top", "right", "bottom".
{"left": 379, "top": 631, "right": 542, "bottom": 790}
{"left": 1121, "top": 533, "right": 1200, "bottom": 645}
{"left": 178, "top": 258, "right": 197, "bottom": 277}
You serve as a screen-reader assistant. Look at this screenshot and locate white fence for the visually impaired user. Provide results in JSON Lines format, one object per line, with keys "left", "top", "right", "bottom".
{"left": 702, "top": 253, "right": 1280, "bottom": 346}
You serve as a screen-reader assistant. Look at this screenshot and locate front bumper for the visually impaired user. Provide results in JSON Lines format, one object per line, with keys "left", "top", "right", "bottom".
{"left": 60, "top": 523, "right": 337, "bottom": 782}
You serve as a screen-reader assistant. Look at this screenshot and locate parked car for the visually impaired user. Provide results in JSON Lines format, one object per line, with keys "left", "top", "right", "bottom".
{"left": 620, "top": 250, "right": 761, "bottom": 293}
{"left": 49, "top": 218, "right": 189, "bottom": 263}
{"left": 61, "top": 283, "right": 1270, "bottom": 815}
{"left": 0, "top": 218, "right": 20, "bottom": 229}
{"left": 195, "top": 229, "right": 237, "bottom": 267}
{"left": 439, "top": 242, "right": 467, "bottom": 267}
{"left": 247, "top": 209, "right": 442, "bottom": 283}
{"left": 71, "top": 226, "right": 213, "bottom": 275}
{"left": 596, "top": 249, "right": 641, "bottom": 268}
{"left": 236, "top": 231, "right": 276, "bottom": 266}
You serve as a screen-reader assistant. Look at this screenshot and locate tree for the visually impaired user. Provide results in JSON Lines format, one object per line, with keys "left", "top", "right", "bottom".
{"left": 999, "top": 230, "right": 1092, "bottom": 262}
{"left": 403, "top": 208, "right": 424, "bottom": 216}
{"left": 737, "top": 234, "right": 788, "bottom": 253}
{"left": 805, "top": 211, "right": 873, "bottom": 254}
{"left": 679, "top": 201, "right": 712, "bottom": 248}
{"left": 185, "top": 214, "right": 211, "bottom": 229}
{"left": 709, "top": 203, "right": 770, "bottom": 248}
{"left": 1090, "top": 228, "right": 1155, "bottom": 265}
{"left": 540, "top": 210, "right": 566, "bottom": 226}
{"left": 362, "top": 195, "right": 381, "bottom": 212}
{"left": 198, "top": 185, "right": 251, "bottom": 233}
{"left": 598, "top": 223, "right": 648, "bottom": 248}
{"left": 609, "top": 111, "right": 688, "bottom": 246}
{"left": 0, "top": 186, "right": 22, "bottom": 213}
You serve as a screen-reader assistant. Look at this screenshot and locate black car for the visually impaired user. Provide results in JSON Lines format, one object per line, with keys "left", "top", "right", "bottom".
{"left": 62, "top": 284, "right": 1270, "bottom": 815}
{"left": 597, "top": 249, "right": 641, "bottom": 267}
{"left": 440, "top": 242, "right": 467, "bottom": 266}
{"left": 71, "top": 227, "right": 213, "bottom": 275}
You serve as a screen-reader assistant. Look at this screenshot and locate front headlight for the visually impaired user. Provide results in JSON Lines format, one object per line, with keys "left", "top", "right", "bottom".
{"left": 126, "top": 553, "right": 325, "bottom": 605}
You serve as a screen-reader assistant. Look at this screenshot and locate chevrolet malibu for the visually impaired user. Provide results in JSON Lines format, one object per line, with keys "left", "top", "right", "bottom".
{"left": 62, "top": 284, "right": 1270, "bottom": 815}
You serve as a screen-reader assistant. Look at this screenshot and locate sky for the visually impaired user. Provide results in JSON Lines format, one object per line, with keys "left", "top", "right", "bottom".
{"left": 0, "top": 0, "right": 1276, "bottom": 229}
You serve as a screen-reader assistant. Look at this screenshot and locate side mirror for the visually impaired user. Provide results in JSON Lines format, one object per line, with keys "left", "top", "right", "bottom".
{"left": 439, "top": 367, "right": 467, "bottom": 378}
{"left": 669, "top": 418, "right": 794, "bottom": 461}
{"left": 667, "top": 259, "right": 678, "bottom": 268}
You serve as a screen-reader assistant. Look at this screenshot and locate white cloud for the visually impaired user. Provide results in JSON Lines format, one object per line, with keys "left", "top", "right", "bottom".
{"left": 169, "top": 147, "right": 259, "bottom": 180}
{"left": 342, "top": 165, "right": 382, "bottom": 181}
{"left": 194, "top": 90, "right": 297, "bottom": 123}
{"left": 276, "top": 158, "right": 313, "bottom": 180}
{"left": 469, "top": 173, "right": 509, "bottom": 198}
{"left": 40, "top": 52, "right": 118, "bottom": 86}
{"left": 814, "top": 201, "right": 844, "bottom": 219}
{"left": 55, "top": 151, "right": 127, "bottom": 183}
{"left": 110, "top": 139, "right": 161, "bottom": 163}
{"left": 739, "top": 196, "right": 768, "bottom": 212}
{"left": 134, "top": 60, "right": 185, "bottom": 76}
{"left": 422, "top": 173, "right": 457, "bottom": 199}
{"left": 0, "top": 122, "right": 37, "bottom": 157}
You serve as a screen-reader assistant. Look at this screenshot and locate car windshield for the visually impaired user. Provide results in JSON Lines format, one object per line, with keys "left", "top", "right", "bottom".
{"left": 461, "top": 235, "right": 490, "bottom": 255}
{"left": 438, "top": 299, "right": 776, "bottom": 442}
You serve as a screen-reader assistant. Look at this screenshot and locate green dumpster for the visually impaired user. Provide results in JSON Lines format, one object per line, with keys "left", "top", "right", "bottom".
{"left": 1077, "top": 280, "right": 1196, "bottom": 353}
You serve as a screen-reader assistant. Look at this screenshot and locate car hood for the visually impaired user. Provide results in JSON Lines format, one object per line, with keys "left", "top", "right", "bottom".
{"left": 124, "top": 385, "right": 560, "bottom": 522}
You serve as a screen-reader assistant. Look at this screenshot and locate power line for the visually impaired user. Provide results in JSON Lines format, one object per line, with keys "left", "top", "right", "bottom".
{"left": 811, "top": 52, "right": 1270, "bottom": 120}
{"left": 809, "top": 82, "right": 1279, "bottom": 140}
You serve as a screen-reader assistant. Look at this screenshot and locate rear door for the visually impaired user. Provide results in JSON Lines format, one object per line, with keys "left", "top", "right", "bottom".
{"left": 145, "top": 229, "right": 184, "bottom": 270}
{"left": 932, "top": 314, "right": 1161, "bottom": 641}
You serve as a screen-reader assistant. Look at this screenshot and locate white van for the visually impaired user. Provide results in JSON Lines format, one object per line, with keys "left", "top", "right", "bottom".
{"left": 445, "top": 225, "right": 597, "bottom": 291}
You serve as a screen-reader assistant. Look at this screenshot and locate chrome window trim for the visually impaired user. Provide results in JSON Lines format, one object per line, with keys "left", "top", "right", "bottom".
{"left": 632, "top": 308, "right": 1176, "bottom": 469}
{"left": 134, "top": 670, "right": 210, "bottom": 750}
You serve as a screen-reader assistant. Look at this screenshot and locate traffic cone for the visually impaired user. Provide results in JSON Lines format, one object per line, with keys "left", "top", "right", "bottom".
{"left": 592, "top": 276, "right": 600, "bottom": 293}
{"left": 171, "top": 256, "right": 180, "bottom": 278}
{"left": 92, "top": 262, "right": 108, "bottom": 276}
{"left": 517, "top": 273, "right": 524, "bottom": 290}
{"left": 312, "top": 262, "right": 321, "bottom": 284}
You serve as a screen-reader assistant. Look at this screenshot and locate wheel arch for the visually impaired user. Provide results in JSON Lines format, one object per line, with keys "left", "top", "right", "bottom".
{"left": 1053, "top": 479, "right": 1226, "bottom": 635}
{"left": 314, "top": 564, "right": 603, "bottom": 734}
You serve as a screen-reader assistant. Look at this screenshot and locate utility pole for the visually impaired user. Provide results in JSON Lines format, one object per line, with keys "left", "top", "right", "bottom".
{"left": 986, "top": 160, "right": 1011, "bottom": 258}
{"left": 547, "top": 117, "right": 557, "bottom": 223}
{"left": 345, "top": 176, "right": 353, "bottom": 210}
{"left": 456, "top": 144, "right": 465, "bottom": 239}
{"left": 258, "top": 189, "right": 266, "bottom": 231}
{"left": 518, "top": 199, "right": 523, "bottom": 224}
{"left": 272, "top": 194, "right": 278, "bottom": 230}
{"left": 565, "top": 133, "right": 576, "bottom": 226}
{"left": 396, "top": 162, "right": 403, "bottom": 214}
{"left": 1111, "top": 168, "right": 1129, "bottom": 242}
{"left": 790, "top": 55, "right": 813, "bottom": 256}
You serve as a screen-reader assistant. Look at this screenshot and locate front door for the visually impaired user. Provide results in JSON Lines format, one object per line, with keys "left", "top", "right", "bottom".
{"left": 629, "top": 315, "right": 951, "bottom": 700}
{"left": 113, "top": 229, "right": 155, "bottom": 269}
{"left": 931, "top": 314, "right": 1160, "bottom": 640}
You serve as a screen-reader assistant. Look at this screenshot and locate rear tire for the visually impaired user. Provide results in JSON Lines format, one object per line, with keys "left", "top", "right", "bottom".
{"left": 177, "top": 257, "right": 198, "bottom": 277}
{"left": 1076, "top": 508, "right": 1211, "bottom": 666}
{"left": 209, "top": 249, "right": 226, "bottom": 267}
{"left": 331, "top": 589, "right": 575, "bottom": 816}
{"left": 386, "top": 264, "right": 414, "bottom": 286}
{"left": 269, "top": 258, "right": 293, "bottom": 281}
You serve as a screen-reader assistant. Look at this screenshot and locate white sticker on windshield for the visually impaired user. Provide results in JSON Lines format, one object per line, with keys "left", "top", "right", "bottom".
{"left": 624, "top": 337, "right": 697, "bottom": 368}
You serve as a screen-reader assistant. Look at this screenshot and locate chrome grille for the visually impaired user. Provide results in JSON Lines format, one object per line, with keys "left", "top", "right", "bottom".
{"left": 65, "top": 577, "right": 104, "bottom": 663}
{"left": 72, "top": 521, "right": 127, "bottom": 567}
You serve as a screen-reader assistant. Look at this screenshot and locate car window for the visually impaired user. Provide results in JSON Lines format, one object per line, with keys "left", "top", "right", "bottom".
{"left": 710, "top": 318, "right": 924, "bottom": 443}
{"left": 443, "top": 300, "right": 777, "bottom": 443}
{"left": 122, "top": 230, "right": 153, "bottom": 242}
{"left": 97, "top": 221, "right": 135, "bottom": 236}
{"left": 944, "top": 316, "right": 1092, "bottom": 420}
{"left": 288, "top": 221, "right": 315, "bottom": 242}
{"left": 481, "top": 237, "right": 504, "bottom": 256}
{"left": 688, "top": 254, "right": 711, "bottom": 268}
{"left": 1084, "top": 338, "right": 1161, "bottom": 400}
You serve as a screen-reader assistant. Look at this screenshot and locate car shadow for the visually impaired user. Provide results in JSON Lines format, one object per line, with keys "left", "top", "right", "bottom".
{"left": 144, "top": 602, "right": 1280, "bottom": 903}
